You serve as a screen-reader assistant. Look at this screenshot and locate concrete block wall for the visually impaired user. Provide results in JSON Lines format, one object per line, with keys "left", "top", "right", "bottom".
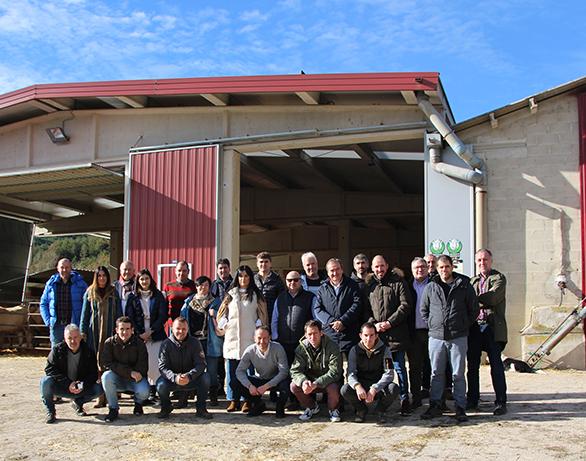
{"left": 459, "top": 94, "right": 584, "bottom": 368}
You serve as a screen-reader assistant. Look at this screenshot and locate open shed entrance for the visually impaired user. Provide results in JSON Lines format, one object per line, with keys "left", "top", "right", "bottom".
{"left": 237, "top": 137, "right": 425, "bottom": 275}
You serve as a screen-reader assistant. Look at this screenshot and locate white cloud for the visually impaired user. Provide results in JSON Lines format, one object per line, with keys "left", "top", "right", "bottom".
{"left": 240, "top": 9, "right": 270, "bottom": 22}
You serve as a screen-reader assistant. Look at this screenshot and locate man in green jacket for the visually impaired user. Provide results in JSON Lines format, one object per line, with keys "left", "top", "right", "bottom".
{"left": 290, "top": 319, "right": 343, "bottom": 422}
{"left": 467, "top": 249, "right": 508, "bottom": 416}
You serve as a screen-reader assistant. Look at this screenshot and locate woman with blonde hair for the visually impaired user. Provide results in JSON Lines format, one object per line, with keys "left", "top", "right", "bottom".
{"left": 217, "top": 265, "right": 268, "bottom": 412}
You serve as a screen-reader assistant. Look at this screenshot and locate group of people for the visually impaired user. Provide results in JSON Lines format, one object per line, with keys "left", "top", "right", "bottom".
{"left": 39, "top": 248, "right": 508, "bottom": 425}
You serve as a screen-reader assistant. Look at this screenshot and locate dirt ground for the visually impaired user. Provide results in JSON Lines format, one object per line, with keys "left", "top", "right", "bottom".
{"left": 0, "top": 355, "right": 585, "bottom": 461}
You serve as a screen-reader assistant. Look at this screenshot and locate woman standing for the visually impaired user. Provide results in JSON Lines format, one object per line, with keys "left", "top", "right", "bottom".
{"left": 127, "top": 269, "right": 168, "bottom": 403}
{"left": 80, "top": 266, "right": 121, "bottom": 408}
{"left": 217, "top": 265, "right": 268, "bottom": 412}
{"left": 181, "top": 275, "right": 224, "bottom": 406}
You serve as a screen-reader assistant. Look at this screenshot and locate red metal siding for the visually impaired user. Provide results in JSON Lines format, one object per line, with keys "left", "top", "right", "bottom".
{"left": 128, "top": 146, "right": 217, "bottom": 282}
{"left": 578, "top": 92, "right": 586, "bottom": 367}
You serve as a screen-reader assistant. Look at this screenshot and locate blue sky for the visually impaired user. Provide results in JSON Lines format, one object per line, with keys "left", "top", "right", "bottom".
{"left": 0, "top": 0, "right": 584, "bottom": 121}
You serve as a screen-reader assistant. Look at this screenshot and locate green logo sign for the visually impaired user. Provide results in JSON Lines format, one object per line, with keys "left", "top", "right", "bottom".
{"left": 447, "top": 239, "right": 463, "bottom": 256}
{"left": 429, "top": 239, "right": 445, "bottom": 255}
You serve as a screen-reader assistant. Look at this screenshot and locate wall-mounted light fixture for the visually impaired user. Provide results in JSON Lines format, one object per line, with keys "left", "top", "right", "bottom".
{"left": 46, "top": 126, "right": 70, "bottom": 144}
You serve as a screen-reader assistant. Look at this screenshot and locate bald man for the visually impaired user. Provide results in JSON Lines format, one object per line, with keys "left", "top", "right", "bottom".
{"left": 40, "top": 258, "right": 89, "bottom": 346}
{"left": 271, "top": 271, "right": 316, "bottom": 366}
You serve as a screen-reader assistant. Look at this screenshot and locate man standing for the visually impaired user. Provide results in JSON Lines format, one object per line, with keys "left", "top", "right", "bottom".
{"left": 40, "top": 324, "right": 103, "bottom": 423}
{"left": 100, "top": 316, "right": 150, "bottom": 423}
{"left": 351, "top": 253, "right": 370, "bottom": 292}
{"left": 254, "top": 251, "right": 285, "bottom": 321}
{"left": 271, "top": 270, "right": 316, "bottom": 366}
{"left": 424, "top": 254, "right": 438, "bottom": 278}
{"left": 164, "top": 260, "right": 196, "bottom": 321}
{"left": 290, "top": 320, "right": 343, "bottom": 422}
{"left": 341, "top": 322, "right": 399, "bottom": 423}
{"left": 210, "top": 258, "right": 233, "bottom": 300}
{"left": 365, "top": 254, "right": 412, "bottom": 416}
{"left": 420, "top": 255, "right": 478, "bottom": 422}
{"left": 157, "top": 317, "right": 212, "bottom": 419}
{"left": 406, "top": 257, "right": 432, "bottom": 408}
{"left": 300, "top": 252, "right": 326, "bottom": 296}
{"left": 40, "top": 258, "right": 88, "bottom": 346}
{"left": 114, "top": 260, "right": 136, "bottom": 316}
{"left": 314, "top": 258, "right": 362, "bottom": 356}
{"left": 467, "top": 249, "right": 508, "bottom": 415}
{"left": 236, "top": 326, "right": 290, "bottom": 418}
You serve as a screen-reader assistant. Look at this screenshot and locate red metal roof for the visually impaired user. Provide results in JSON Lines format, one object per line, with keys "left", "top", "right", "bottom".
{"left": 0, "top": 72, "right": 439, "bottom": 109}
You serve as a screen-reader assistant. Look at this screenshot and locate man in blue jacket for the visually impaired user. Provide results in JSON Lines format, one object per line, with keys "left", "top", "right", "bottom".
{"left": 314, "top": 258, "right": 362, "bottom": 357}
{"left": 40, "top": 258, "right": 88, "bottom": 346}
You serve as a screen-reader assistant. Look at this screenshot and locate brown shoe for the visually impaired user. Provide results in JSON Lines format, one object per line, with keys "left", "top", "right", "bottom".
{"left": 94, "top": 394, "right": 107, "bottom": 408}
{"left": 241, "top": 401, "right": 250, "bottom": 413}
{"left": 226, "top": 400, "right": 240, "bottom": 412}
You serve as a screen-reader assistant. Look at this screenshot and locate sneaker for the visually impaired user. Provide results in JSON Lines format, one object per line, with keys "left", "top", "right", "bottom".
{"left": 420, "top": 404, "right": 443, "bottom": 420}
{"left": 329, "top": 409, "right": 341, "bottom": 422}
{"left": 45, "top": 412, "right": 56, "bottom": 424}
{"left": 299, "top": 403, "right": 320, "bottom": 422}
{"left": 455, "top": 406, "right": 468, "bottom": 422}
{"left": 247, "top": 401, "right": 266, "bottom": 417}
{"left": 493, "top": 403, "right": 507, "bottom": 416}
{"left": 133, "top": 403, "right": 144, "bottom": 416}
{"left": 157, "top": 406, "right": 172, "bottom": 419}
{"left": 71, "top": 401, "right": 87, "bottom": 417}
{"left": 104, "top": 408, "right": 119, "bottom": 423}
{"left": 196, "top": 408, "right": 214, "bottom": 419}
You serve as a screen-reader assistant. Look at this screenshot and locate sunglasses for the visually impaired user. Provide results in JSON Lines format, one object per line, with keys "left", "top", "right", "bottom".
{"left": 286, "top": 278, "right": 300, "bottom": 282}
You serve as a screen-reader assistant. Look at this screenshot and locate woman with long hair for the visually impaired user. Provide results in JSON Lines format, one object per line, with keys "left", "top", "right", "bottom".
{"left": 217, "top": 265, "right": 268, "bottom": 412}
{"left": 126, "top": 268, "right": 168, "bottom": 403}
{"left": 80, "top": 265, "right": 121, "bottom": 408}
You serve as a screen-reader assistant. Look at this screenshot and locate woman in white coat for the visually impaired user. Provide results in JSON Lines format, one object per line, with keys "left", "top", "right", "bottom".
{"left": 217, "top": 265, "right": 268, "bottom": 412}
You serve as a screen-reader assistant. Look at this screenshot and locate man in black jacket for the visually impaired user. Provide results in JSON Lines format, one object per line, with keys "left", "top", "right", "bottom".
{"left": 365, "top": 254, "right": 412, "bottom": 415}
{"left": 40, "top": 323, "right": 103, "bottom": 423}
{"left": 420, "top": 255, "right": 478, "bottom": 422}
{"left": 254, "top": 251, "right": 285, "bottom": 321}
{"left": 314, "top": 258, "right": 362, "bottom": 356}
{"left": 100, "top": 316, "right": 150, "bottom": 423}
{"left": 156, "top": 316, "right": 211, "bottom": 419}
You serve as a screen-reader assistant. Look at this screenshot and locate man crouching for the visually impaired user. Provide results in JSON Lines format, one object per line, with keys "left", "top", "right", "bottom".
{"left": 341, "top": 322, "right": 399, "bottom": 423}
{"left": 157, "top": 317, "right": 211, "bottom": 419}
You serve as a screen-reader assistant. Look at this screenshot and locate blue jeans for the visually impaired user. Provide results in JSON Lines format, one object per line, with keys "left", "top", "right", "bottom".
{"left": 157, "top": 372, "right": 210, "bottom": 410}
{"left": 101, "top": 370, "right": 150, "bottom": 409}
{"left": 40, "top": 376, "right": 103, "bottom": 414}
{"left": 207, "top": 356, "right": 219, "bottom": 389}
{"left": 49, "top": 324, "right": 66, "bottom": 347}
{"left": 226, "top": 359, "right": 243, "bottom": 401}
{"left": 429, "top": 336, "right": 467, "bottom": 409}
{"left": 467, "top": 323, "right": 507, "bottom": 405}
{"left": 391, "top": 350, "right": 409, "bottom": 402}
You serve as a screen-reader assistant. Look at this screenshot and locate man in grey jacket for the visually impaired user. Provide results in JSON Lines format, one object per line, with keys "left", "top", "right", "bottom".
{"left": 236, "top": 326, "right": 290, "bottom": 418}
{"left": 420, "top": 255, "right": 478, "bottom": 422}
{"left": 156, "top": 317, "right": 211, "bottom": 419}
{"left": 341, "top": 322, "right": 399, "bottom": 423}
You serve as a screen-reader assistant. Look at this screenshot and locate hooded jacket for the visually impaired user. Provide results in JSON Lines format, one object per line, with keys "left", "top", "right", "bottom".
{"left": 420, "top": 272, "right": 479, "bottom": 341}
{"left": 290, "top": 334, "right": 342, "bottom": 388}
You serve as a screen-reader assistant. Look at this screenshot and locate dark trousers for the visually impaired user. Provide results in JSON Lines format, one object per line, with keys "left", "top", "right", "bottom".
{"left": 239, "top": 376, "right": 290, "bottom": 405}
{"left": 467, "top": 323, "right": 507, "bottom": 405}
{"left": 40, "top": 376, "right": 103, "bottom": 414}
{"left": 279, "top": 343, "right": 297, "bottom": 368}
{"left": 340, "top": 382, "right": 399, "bottom": 413}
{"left": 156, "top": 372, "right": 210, "bottom": 410}
{"left": 407, "top": 329, "right": 431, "bottom": 400}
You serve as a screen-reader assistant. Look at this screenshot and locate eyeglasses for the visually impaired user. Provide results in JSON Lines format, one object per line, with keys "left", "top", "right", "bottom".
{"left": 286, "top": 278, "right": 300, "bottom": 283}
